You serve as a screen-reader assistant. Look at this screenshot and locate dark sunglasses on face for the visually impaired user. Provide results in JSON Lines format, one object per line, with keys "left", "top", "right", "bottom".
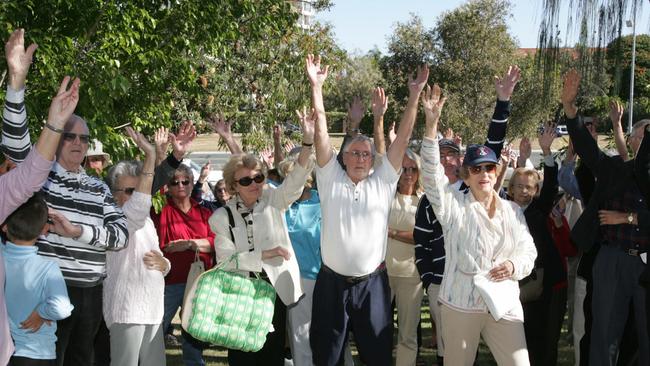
{"left": 237, "top": 174, "right": 265, "bottom": 187}
{"left": 469, "top": 164, "right": 497, "bottom": 175}
{"left": 169, "top": 179, "right": 191, "bottom": 187}
{"left": 62, "top": 132, "right": 90, "bottom": 144}
{"left": 114, "top": 187, "right": 136, "bottom": 195}
{"left": 402, "top": 167, "right": 418, "bottom": 174}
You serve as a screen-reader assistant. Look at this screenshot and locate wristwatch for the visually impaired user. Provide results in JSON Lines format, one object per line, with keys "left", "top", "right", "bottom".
{"left": 627, "top": 213, "right": 634, "bottom": 224}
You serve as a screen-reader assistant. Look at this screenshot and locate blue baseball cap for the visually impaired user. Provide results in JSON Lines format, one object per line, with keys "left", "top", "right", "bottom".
{"left": 463, "top": 144, "right": 498, "bottom": 167}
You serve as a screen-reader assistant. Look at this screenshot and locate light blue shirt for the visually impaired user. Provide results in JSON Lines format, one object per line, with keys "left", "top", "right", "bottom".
{"left": 1, "top": 242, "right": 73, "bottom": 360}
{"left": 285, "top": 190, "right": 322, "bottom": 280}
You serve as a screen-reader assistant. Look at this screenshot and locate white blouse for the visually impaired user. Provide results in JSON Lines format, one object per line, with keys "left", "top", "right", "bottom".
{"left": 420, "top": 137, "right": 536, "bottom": 321}
{"left": 386, "top": 193, "right": 421, "bottom": 278}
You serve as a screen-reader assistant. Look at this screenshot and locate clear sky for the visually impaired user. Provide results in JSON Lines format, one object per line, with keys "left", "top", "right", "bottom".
{"left": 317, "top": 0, "right": 650, "bottom": 54}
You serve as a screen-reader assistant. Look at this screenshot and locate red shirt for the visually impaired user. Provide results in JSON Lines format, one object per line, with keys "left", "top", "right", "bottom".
{"left": 156, "top": 199, "right": 215, "bottom": 285}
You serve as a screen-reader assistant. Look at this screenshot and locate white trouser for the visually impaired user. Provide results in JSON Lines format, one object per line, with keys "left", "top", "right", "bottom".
{"left": 108, "top": 323, "right": 166, "bottom": 366}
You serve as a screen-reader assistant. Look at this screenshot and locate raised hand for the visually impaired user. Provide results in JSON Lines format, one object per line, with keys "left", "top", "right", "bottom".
{"left": 538, "top": 123, "right": 556, "bottom": 155}
{"left": 453, "top": 133, "right": 463, "bottom": 148}
{"left": 47, "top": 76, "right": 81, "bottom": 129}
{"left": 408, "top": 65, "right": 429, "bottom": 96}
{"left": 125, "top": 126, "right": 155, "bottom": 157}
{"left": 260, "top": 147, "right": 274, "bottom": 167}
{"left": 371, "top": 87, "right": 388, "bottom": 118}
{"left": 198, "top": 162, "right": 210, "bottom": 183}
{"left": 5, "top": 28, "right": 38, "bottom": 90}
{"left": 500, "top": 144, "right": 514, "bottom": 167}
{"left": 561, "top": 69, "right": 580, "bottom": 118}
{"left": 154, "top": 127, "right": 170, "bottom": 158}
{"left": 208, "top": 114, "right": 233, "bottom": 139}
{"left": 305, "top": 54, "right": 329, "bottom": 87}
{"left": 347, "top": 96, "right": 365, "bottom": 129}
{"left": 609, "top": 100, "right": 624, "bottom": 130}
{"left": 421, "top": 84, "right": 447, "bottom": 137}
{"left": 519, "top": 137, "right": 532, "bottom": 161}
{"left": 494, "top": 65, "right": 521, "bottom": 101}
{"left": 169, "top": 120, "right": 196, "bottom": 161}
{"left": 296, "top": 106, "right": 316, "bottom": 144}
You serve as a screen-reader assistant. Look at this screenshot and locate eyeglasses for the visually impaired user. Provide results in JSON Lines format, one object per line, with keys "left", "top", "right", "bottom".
{"left": 62, "top": 132, "right": 90, "bottom": 144}
{"left": 402, "top": 167, "right": 418, "bottom": 174}
{"left": 468, "top": 164, "right": 497, "bottom": 175}
{"left": 236, "top": 174, "right": 265, "bottom": 187}
{"left": 114, "top": 187, "right": 135, "bottom": 195}
{"left": 169, "top": 179, "right": 191, "bottom": 187}
{"left": 346, "top": 150, "right": 372, "bottom": 161}
{"left": 215, "top": 187, "right": 227, "bottom": 193}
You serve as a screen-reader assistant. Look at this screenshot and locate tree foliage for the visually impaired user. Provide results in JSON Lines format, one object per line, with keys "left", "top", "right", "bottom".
{"left": 0, "top": 0, "right": 346, "bottom": 157}
{"left": 378, "top": 0, "right": 558, "bottom": 144}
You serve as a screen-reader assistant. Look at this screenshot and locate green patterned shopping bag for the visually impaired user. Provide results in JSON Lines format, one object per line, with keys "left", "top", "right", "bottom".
{"left": 184, "top": 255, "right": 276, "bottom": 352}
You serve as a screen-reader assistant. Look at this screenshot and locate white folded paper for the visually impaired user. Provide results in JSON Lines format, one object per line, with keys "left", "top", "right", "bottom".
{"left": 473, "top": 272, "right": 520, "bottom": 321}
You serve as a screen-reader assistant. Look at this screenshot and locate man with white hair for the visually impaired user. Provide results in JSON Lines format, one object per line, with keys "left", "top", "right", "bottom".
{"left": 305, "top": 53, "right": 428, "bottom": 366}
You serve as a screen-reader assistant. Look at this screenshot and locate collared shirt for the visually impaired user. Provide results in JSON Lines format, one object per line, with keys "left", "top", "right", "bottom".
{"left": 600, "top": 178, "right": 649, "bottom": 252}
{"left": 36, "top": 162, "right": 128, "bottom": 287}
{"left": 285, "top": 189, "right": 322, "bottom": 280}
{"left": 316, "top": 154, "right": 400, "bottom": 277}
{"left": 104, "top": 192, "right": 168, "bottom": 327}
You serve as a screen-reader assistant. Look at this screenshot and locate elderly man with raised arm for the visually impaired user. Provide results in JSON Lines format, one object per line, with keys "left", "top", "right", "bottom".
{"left": 1, "top": 30, "right": 128, "bottom": 366}
{"left": 305, "top": 54, "right": 428, "bottom": 366}
{"left": 561, "top": 70, "right": 650, "bottom": 366}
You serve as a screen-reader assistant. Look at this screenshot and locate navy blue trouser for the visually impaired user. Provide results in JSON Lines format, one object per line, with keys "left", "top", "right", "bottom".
{"left": 310, "top": 264, "right": 393, "bottom": 366}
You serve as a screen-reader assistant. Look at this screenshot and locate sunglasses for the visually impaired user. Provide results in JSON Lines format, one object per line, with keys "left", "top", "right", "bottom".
{"left": 236, "top": 174, "right": 265, "bottom": 186}
{"left": 62, "top": 132, "right": 90, "bottom": 144}
{"left": 169, "top": 179, "right": 191, "bottom": 187}
{"left": 402, "top": 167, "right": 418, "bottom": 174}
{"left": 114, "top": 187, "right": 135, "bottom": 195}
{"left": 469, "top": 164, "right": 497, "bottom": 175}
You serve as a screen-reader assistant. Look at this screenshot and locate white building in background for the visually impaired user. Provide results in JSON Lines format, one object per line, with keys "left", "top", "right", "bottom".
{"left": 291, "top": 0, "right": 316, "bottom": 29}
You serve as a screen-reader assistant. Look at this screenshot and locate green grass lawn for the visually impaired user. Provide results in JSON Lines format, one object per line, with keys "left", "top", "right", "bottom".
{"left": 166, "top": 297, "right": 575, "bottom": 365}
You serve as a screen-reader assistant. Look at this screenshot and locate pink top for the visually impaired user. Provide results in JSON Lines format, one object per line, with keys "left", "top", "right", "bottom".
{"left": 0, "top": 148, "right": 54, "bottom": 365}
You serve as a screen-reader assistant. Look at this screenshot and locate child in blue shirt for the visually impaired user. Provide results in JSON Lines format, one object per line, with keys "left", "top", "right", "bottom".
{"left": 1, "top": 193, "right": 73, "bottom": 365}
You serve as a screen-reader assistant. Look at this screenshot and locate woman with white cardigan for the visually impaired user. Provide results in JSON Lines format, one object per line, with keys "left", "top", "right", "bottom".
{"left": 419, "top": 85, "right": 537, "bottom": 366}
{"left": 209, "top": 112, "right": 315, "bottom": 366}
{"left": 103, "top": 127, "right": 171, "bottom": 366}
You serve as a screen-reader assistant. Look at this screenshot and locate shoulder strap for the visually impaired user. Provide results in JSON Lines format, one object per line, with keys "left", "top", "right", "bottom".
{"left": 224, "top": 205, "right": 235, "bottom": 242}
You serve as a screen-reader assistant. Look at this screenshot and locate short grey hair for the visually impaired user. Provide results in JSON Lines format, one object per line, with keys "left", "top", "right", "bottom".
{"left": 342, "top": 135, "right": 377, "bottom": 157}
{"left": 172, "top": 164, "right": 194, "bottom": 183}
{"left": 105, "top": 160, "right": 142, "bottom": 190}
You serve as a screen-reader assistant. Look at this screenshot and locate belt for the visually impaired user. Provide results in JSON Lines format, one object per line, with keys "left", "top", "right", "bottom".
{"left": 321, "top": 263, "right": 386, "bottom": 285}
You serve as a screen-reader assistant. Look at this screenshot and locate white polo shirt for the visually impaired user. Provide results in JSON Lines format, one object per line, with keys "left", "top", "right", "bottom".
{"left": 316, "top": 154, "right": 400, "bottom": 276}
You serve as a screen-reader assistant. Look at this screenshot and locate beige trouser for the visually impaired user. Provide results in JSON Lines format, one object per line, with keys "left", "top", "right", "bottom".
{"left": 389, "top": 275, "right": 424, "bottom": 366}
{"left": 441, "top": 305, "right": 530, "bottom": 366}
{"left": 427, "top": 283, "right": 444, "bottom": 357}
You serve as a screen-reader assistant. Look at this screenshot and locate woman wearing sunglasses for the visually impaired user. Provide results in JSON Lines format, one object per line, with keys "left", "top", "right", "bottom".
{"left": 157, "top": 163, "right": 216, "bottom": 365}
{"left": 420, "top": 89, "right": 536, "bottom": 365}
{"left": 103, "top": 127, "right": 170, "bottom": 366}
{"left": 208, "top": 109, "right": 315, "bottom": 365}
